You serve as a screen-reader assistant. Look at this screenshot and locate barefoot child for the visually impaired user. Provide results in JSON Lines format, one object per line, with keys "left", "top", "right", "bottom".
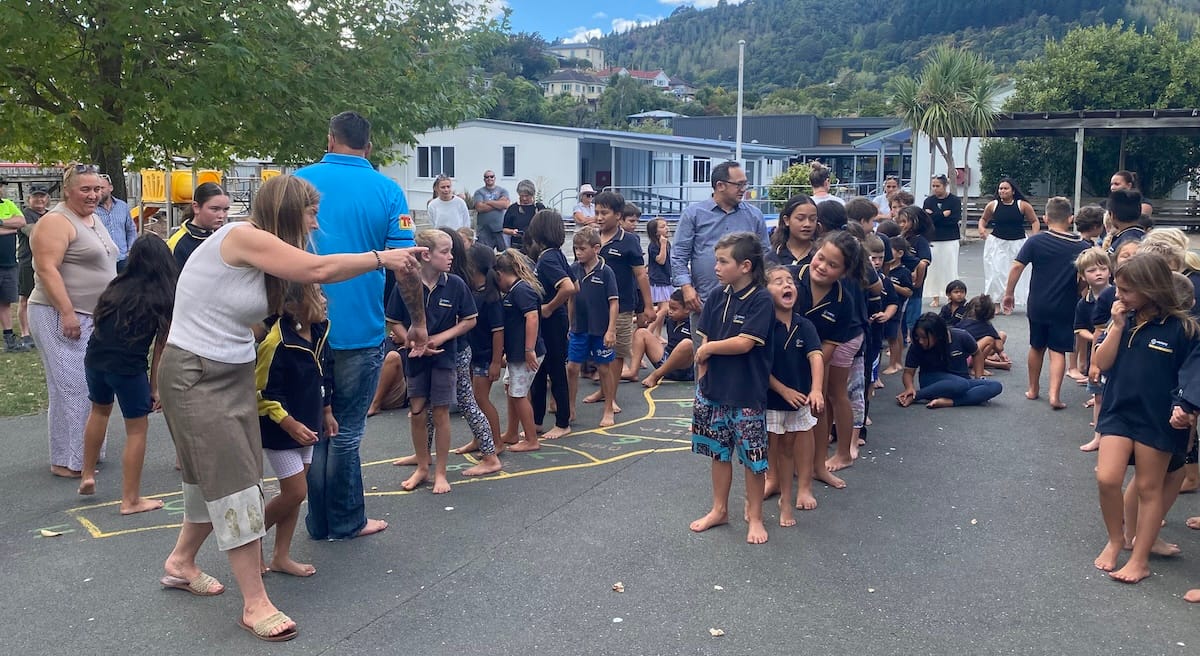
{"left": 1003, "top": 197, "right": 1089, "bottom": 410}
{"left": 526, "top": 211, "right": 576, "bottom": 440}
{"left": 897, "top": 206, "right": 933, "bottom": 343}
{"left": 939, "top": 280, "right": 967, "bottom": 326}
{"left": 638, "top": 289, "right": 696, "bottom": 388}
{"left": 689, "top": 232, "right": 774, "bottom": 544}
{"left": 494, "top": 249, "right": 545, "bottom": 452}
{"left": 387, "top": 230, "right": 478, "bottom": 493}
{"left": 1067, "top": 206, "right": 1108, "bottom": 381}
{"left": 882, "top": 236, "right": 913, "bottom": 374}
{"left": 1083, "top": 239, "right": 1142, "bottom": 452}
{"left": 1072, "top": 248, "right": 1111, "bottom": 451}
{"left": 896, "top": 313, "right": 1002, "bottom": 409}
{"left": 255, "top": 283, "right": 334, "bottom": 576}
{"left": 956, "top": 295, "right": 1009, "bottom": 375}
{"left": 1092, "top": 253, "right": 1200, "bottom": 583}
{"left": 566, "top": 227, "right": 620, "bottom": 428}
{"left": 78, "top": 234, "right": 176, "bottom": 514}
{"left": 459, "top": 244, "right": 505, "bottom": 455}
{"left": 591, "top": 193, "right": 652, "bottom": 388}
{"left": 763, "top": 266, "right": 825, "bottom": 521}
{"left": 645, "top": 217, "right": 673, "bottom": 334}
{"left": 866, "top": 234, "right": 900, "bottom": 389}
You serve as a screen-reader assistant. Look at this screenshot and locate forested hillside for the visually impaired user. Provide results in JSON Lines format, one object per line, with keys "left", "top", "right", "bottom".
{"left": 598, "top": 0, "right": 1198, "bottom": 92}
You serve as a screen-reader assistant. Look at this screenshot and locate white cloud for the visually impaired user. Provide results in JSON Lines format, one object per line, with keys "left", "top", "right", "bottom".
{"left": 564, "top": 26, "right": 604, "bottom": 43}
{"left": 459, "top": 0, "right": 508, "bottom": 21}
{"left": 611, "top": 15, "right": 662, "bottom": 33}
{"left": 592, "top": 11, "right": 607, "bottom": 19}
{"left": 658, "top": 0, "right": 745, "bottom": 7}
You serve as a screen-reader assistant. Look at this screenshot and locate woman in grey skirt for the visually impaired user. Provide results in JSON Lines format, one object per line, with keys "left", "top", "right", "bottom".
{"left": 158, "top": 175, "right": 428, "bottom": 642}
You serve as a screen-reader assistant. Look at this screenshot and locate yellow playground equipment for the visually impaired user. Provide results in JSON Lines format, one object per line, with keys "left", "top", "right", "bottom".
{"left": 134, "top": 168, "right": 283, "bottom": 228}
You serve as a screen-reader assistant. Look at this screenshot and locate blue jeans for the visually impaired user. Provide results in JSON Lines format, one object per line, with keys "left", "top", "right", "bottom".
{"left": 903, "top": 291, "right": 923, "bottom": 343}
{"left": 916, "top": 371, "right": 1002, "bottom": 407}
{"left": 306, "top": 344, "right": 383, "bottom": 540}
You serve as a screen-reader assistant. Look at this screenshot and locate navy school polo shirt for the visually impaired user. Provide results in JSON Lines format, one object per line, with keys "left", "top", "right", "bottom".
{"left": 1015, "top": 229, "right": 1090, "bottom": 324}
{"left": 467, "top": 287, "right": 504, "bottom": 365}
{"left": 794, "top": 265, "right": 863, "bottom": 345}
{"left": 888, "top": 265, "right": 913, "bottom": 296}
{"left": 647, "top": 241, "right": 672, "bottom": 287}
{"left": 957, "top": 317, "right": 1000, "bottom": 342}
{"left": 767, "top": 243, "right": 813, "bottom": 268}
{"left": 501, "top": 279, "right": 545, "bottom": 359}
{"left": 900, "top": 235, "right": 932, "bottom": 290}
{"left": 1075, "top": 290, "right": 1100, "bottom": 332}
{"left": 600, "top": 227, "right": 645, "bottom": 312}
{"left": 664, "top": 316, "right": 691, "bottom": 356}
{"left": 1091, "top": 285, "right": 1117, "bottom": 330}
{"left": 1099, "top": 315, "right": 1200, "bottom": 454}
{"left": 939, "top": 302, "right": 966, "bottom": 326}
{"left": 696, "top": 283, "right": 774, "bottom": 409}
{"left": 569, "top": 259, "right": 619, "bottom": 337}
{"left": 385, "top": 272, "right": 476, "bottom": 370}
{"left": 536, "top": 249, "right": 574, "bottom": 320}
{"left": 1106, "top": 225, "right": 1147, "bottom": 256}
{"left": 766, "top": 314, "right": 823, "bottom": 411}
{"left": 904, "top": 327, "right": 977, "bottom": 378}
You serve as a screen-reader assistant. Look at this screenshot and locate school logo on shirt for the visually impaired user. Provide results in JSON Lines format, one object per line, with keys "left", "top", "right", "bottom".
{"left": 438, "top": 298, "right": 453, "bottom": 308}
{"left": 794, "top": 337, "right": 805, "bottom": 349}
{"left": 1148, "top": 338, "right": 1173, "bottom": 354}
{"left": 607, "top": 248, "right": 621, "bottom": 257}
{"left": 732, "top": 313, "right": 746, "bottom": 325}
{"left": 951, "top": 349, "right": 963, "bottom": 358}
{"left": 589, "top": 275, "right": 605, "bottom": 284}
{"left": 820, "top": 310, "right": 836, "bottom": 323}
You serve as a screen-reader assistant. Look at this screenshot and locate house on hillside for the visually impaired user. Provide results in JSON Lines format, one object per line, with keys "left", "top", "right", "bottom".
{"left": 540, "top": 70, "right": 607, "bottom": 101}
{"left": 667, "top": 76, "right": 697, "bottom": 102}
{"left": 546, "top": 43, "right": 605, "bottom": 70}
{"left": 383, "top": 119, "right": 794, "bottom": 219}
{"left": 597, "top": 67, "right": 672, "bottom": 89}
{"left": 673, "top": 114, "right": 912, "bottom": 197}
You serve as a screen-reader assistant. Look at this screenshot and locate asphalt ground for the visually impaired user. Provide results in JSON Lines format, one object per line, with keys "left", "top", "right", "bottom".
{"left": 2, "top": 239, "right": 1199, "bottom": 655}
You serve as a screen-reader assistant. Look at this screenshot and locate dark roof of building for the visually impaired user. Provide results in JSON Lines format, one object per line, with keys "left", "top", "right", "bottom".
{"left": 541, "top": 70, "right": 605, "bottom": 85}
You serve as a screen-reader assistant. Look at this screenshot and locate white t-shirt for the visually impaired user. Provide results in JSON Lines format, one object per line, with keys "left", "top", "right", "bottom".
{"left": 426, "top": 196, "right": 471, "bottom": 231}
{"left": 872, "top": 194, "right": 891, "bottom": 215}
{"left": 812, "top": 192, "right": 845, "bottom": 206}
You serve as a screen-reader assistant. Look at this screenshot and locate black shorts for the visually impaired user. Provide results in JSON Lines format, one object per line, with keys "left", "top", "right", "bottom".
{"left": 17, "top": 262, "right": 34, "bottom": 298}
{"left": 1028, "top": 319, "right": 1074, "bottom": 353}
{"left": 406, "top": 366, "right": 455, "bottom": 407}
{"left": 86, "top": 367, "right": 153, "bottom": 419}
{"left": 0, "top": 266, "right": 17, "bottom": 304}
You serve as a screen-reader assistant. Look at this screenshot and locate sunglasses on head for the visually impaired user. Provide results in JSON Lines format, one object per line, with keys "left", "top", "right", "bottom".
{"left": 73, "top": 164, "right": 100, "bottom": 173}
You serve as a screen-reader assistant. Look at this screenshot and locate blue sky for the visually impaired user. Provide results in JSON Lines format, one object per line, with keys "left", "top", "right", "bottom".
{"left": 490, "top": 0, "right": 743, "bottom": 43}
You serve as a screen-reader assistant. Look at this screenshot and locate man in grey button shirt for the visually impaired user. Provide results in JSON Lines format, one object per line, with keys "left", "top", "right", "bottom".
{"left": 670, "top": 161, "right": 769, "bottom": 346}
{"left": 472, "top": 170, "right": 510, "bottom": 251}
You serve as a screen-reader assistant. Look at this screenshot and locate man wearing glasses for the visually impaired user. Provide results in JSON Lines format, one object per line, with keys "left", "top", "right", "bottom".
{"left": 670, "top": 161, "right": 769, "bottom": 347}
{"left": 95, "top": 174, "right": 138, "bottom": 272}
{"left": 472, "top": 170, "right": 510, "bottom": 251}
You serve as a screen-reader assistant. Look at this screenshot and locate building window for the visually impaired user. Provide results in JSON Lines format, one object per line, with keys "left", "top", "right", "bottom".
{"left": 692, "top": 157, "right": 711, "bottom": 184}
{"left": 502, "top": 146, "right": 516, "bottom": 178}
{"left": 841, "top": 129, "right": 872, "bottom": 143}
{"left": 417, "top": 146, "right": 455, "bottom": 178}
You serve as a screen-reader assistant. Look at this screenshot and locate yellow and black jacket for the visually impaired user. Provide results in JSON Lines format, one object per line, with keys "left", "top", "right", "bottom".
{"left": 166, "top": 219, "right": 215, "bottom": 269}
{"left": 256, "top": 316, "right": 333, "bottom": 451}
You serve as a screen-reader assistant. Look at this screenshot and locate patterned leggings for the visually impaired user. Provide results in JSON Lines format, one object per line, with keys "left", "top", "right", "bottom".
{"left": 29, "top": 304, "right": 104, "bottom": 471}
{"left": 426, "top": 346, "right": 496, "bottom": 455}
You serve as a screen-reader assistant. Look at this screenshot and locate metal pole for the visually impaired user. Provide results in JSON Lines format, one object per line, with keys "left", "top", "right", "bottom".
{"left": 735, "top": 39, "right": 745, "bottom": 162}
{"left": 1074, "top": 127, "right": 1085, "bottom": 212}
{"left": 1118, "top": 130, "right": 1127, "bottom": 171}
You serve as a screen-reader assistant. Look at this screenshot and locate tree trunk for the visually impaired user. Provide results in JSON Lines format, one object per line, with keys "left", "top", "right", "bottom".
{"left": 90, "top": 140, "right": 128, "bottom": 201}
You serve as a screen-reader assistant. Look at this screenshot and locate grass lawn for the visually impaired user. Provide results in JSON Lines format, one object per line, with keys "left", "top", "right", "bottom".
{"left": 0, "top": 346, "right": 46, "bottom": 416}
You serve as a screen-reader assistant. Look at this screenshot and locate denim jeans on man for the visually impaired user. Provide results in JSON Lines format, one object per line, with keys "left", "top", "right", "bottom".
{"left": 305, "top": 344, "right": 383, "bottom": 540}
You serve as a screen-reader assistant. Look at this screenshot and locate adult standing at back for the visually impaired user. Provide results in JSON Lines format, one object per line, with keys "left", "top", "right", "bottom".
{"left": 295, "top": 111, "right": 427, "bottom": 541}
{"left": 95, "top": 174, "right": 138, "bottom": 272}
{"left": 426, "top": 175, "right": 471, "bottom": 232}
{"left": 872, "top": 176, "right": 900, "bottom": 219}
{"left": 809, "top": 162, "right": 844, "bottom": 206}
{"left": 922, "top": 173, "right": 962, "bottom": 308}
{"left": 1109, "top": 170, "right": 1154, "bottom": 221}
{"left": 472, "top": 170, "right": 509, "bottom": 251}
{"left": 29, "top": 164, "right": 118, "bottom": 477}
{"left": 979, "top": 177, "right": 1038, "bottom": 306}
{"left": 671, "top": 161, "right": 770, "bottom": 345}
{"left": 0, "top": 179, "right": 29, "bottom": 352}
{"left": 17, "top": 186, "right": 51, "bottom": 349}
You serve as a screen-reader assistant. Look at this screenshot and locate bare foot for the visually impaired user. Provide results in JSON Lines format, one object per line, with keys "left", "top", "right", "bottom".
{"left": 689, "top": 510, "right": 728, "bottom": 533}
{"left": 367, "top": 405, "right": 380, "bottom": 417}
{"left": 926, "top": 397, "right": 955, "bottom": 409}
{"left": 1049, "top": 398, "right": 1067, "bottom": 410}
{"left": 462, "top": 455, "right": 503, "bottom": 476}
{"left": 1080, "top": 435, "right": 1101, "bottom": 452}
{"left": 1109, "top": 562, "right": 1151, "bottom": 583}
{"left": 542, "top": 426, "right": 571, "bottom": 440}
{"left": 778, "top": 498, "right": 796, "bottom": 527}
{"left": 825, "top": 455, "right": 854, "bottom": 472}
{"left": 795, "top": 491, "right": 818, "bottom": 510}
{"left": 599, "top": 412, "right": 615, "bottom": 427}
{"left": 1083, "top": 398, "right": 1095, "bottom": 408}
{"left": 814, "top": 469, "right": 846, "bottom": 489}
{"left": 1094, "top": 541, "right": 1122, "bottom": 572}
{"left": 1186, "top": 516, "right": 1200, "bottom": 530}
{"left": 1125, "top": 537, "right": 1181, "bottom": 557}
{"left": 762, "top": 482, "right": 779, "bottom": 499}
{"left": 357, "top": 519, "right": 388, "bottom": 537}
{"left": 78, "top": 477, "right": 96, "bottom": 495}
{"left": 50, "top": 465, "right": 81, "bottom": 478}
{"left": 850, "top": 440, "right": 861, "bottom": 459}
{"left": 500, "top": 432, "right": 520, "bottom": 445}
{"left": 881, "top": 365, "right": 902, "bottom": 375}
{"left": 270, "top": 557, "right": 316, "bottom": 577}
{"left": 508, "top": 440, "right": 541, "bottom": 452}
{"left": 453, "top": 440, "right": 480, "bottom": 455}
{"left": 641, "top": 374, "right": 662, "bottom": 388}
{"left": 583, "top": 391, "right": 604, "bottom": 404}
{"left": 873, "top": 379, "right": 885, "bottom": 389}
{"left": 432, "top": 476, "right": 451, "bottom": 494}
{"left": 401, "top": 470, "right": 428, "bottom": 491}
{"left": 120, "top": 498, "right": 165, "bottom": 515}
{"left": 1185, "top": 589, "right": 1200, "bottom": 603}
{"left": 1181, "top": 478, "right": 1199, "bottom": 494}
{"left": 1024, "top": 389, "right": 1039, "bottom": 401}
{"left": 392, "top": 454, "right": 418, "bottom": 466}
{"left": 746, "top": 520, "right": 769, "bottom": 544}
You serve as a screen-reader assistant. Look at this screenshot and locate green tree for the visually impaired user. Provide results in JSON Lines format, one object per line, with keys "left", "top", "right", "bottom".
{"left": 768, "top": 161, "right": 833, "bottom": 210}
{"left": 984, "top": 22, "right": 1200, "bottom": 197}
{"left": 0, "top": 0, "right": 502, "bottom": 199}
{"left": 891, "top": 44, "right": 1000, "bottom": 234}
{"left": 485, "top": 75, "right": 547, "bottom": 124}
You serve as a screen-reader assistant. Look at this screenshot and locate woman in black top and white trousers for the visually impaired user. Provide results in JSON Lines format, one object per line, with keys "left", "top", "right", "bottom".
{"left": 979, "top": 177, "right": 1039, "bottom": 306}
{"left": 922, "top": 174, "right": 962, "bottom": 308}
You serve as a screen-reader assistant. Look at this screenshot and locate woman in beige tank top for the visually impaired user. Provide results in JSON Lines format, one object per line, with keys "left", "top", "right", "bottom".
{"left": 28, "top": 164, "right": 117, "bottom": 478}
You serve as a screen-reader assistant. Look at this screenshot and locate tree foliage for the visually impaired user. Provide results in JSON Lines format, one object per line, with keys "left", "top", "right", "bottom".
{"left": 0, "top": 0, "right": 503, "bottom": 197}
{"left": 768, "top": 162, "right": 830, "bottom": 210}
{"left": 983, "top": 22, "right": 1200, "bottom": 197}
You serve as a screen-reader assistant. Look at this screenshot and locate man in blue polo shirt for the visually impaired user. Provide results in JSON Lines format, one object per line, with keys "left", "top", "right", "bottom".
{"left": 296, "top": 111, "right": 427, "bottom": 540}
{"left": 670, "top": 161, "right": 769, "bottom": 348}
